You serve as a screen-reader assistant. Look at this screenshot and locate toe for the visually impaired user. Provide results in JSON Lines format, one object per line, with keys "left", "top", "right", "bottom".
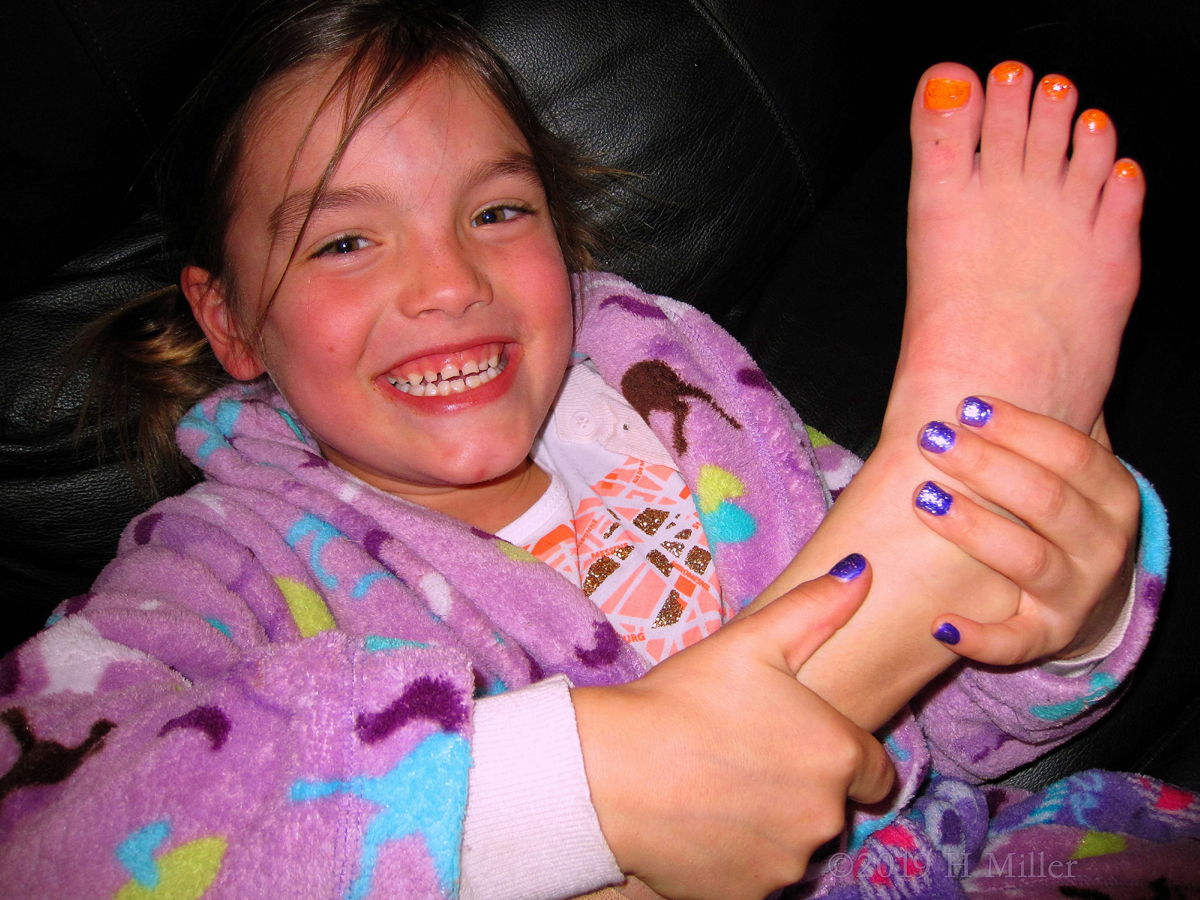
{"left": 910, "top": 62, "right": 984, "bottom": 194}
{"left": 1024, "top": 74, "right": 1079, "bottom": 183}
{"left": 1094, "top": 158, "right": 1146, "bottom": 261}
{"left": 1063, "top": 108, "right": 1119, "bottom": 217}
{"left": 980, "top": 61, "right": 1034, "bottom": 183}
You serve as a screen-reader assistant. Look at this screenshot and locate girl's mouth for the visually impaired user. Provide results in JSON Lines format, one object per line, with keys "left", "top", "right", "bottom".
{"left": 384, "top": 341, "right": 508, "bottom": 397}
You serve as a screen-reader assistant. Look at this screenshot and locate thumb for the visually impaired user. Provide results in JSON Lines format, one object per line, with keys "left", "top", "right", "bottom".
{"left": 741, "top": 554, "right": 872, "bottom": 674}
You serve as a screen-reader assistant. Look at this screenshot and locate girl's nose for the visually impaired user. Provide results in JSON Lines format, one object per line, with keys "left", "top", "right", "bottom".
{"left": 399, "top": 236, "right": 490, "bottom": 319}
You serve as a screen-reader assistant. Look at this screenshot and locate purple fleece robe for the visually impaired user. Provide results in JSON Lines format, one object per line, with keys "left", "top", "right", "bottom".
{"left": 0, "top": 273, "right": 1193, "bottom": 899}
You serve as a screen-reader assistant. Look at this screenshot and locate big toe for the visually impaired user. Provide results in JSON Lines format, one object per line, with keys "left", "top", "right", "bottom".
{"left": 911, "top": 63, "right": 984, "bottom": 194}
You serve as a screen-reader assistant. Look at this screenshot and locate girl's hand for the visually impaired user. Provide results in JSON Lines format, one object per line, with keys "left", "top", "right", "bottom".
{"left": 914, "top": 396, "right": 1140, "bottom": 666}
{"left": 573, "top": 562, "right": 894, "bottom": 900}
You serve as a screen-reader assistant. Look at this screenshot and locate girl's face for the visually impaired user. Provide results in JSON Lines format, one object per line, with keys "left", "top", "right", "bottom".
{"left": 202, "top": 63, "right": 574, "bottom": 501}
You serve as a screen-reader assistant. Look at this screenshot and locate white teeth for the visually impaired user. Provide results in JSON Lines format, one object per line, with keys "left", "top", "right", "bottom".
{"left": 390, "top": 346, "right": 507, "bottom": 397}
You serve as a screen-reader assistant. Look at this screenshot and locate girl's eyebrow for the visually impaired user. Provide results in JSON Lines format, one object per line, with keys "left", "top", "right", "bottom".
{"left": 460, "top": 151, "right": 540, "bottom": 192}
{"left": 268, "top": 152, "right": 539, "bottom": 240}
{"left": 269, "top": 184, "right": 396, "bottom": 240}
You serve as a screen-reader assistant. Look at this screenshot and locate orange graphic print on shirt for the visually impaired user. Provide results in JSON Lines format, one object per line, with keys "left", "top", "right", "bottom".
{"left": 521, "top": 457, "right": 726, "bottom": 665}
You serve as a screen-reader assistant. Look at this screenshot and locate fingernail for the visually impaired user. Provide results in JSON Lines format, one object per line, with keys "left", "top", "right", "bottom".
{"left": 1040, "top": 75, "right": 1074, "bottom": 101}
{"left": 1115, "top": 159, "right": 1141, "bottom": 180}
{"left": 828, "top": 553, "right": 867, "bottom": 582}
{"left": 916, "top": 482, "right": 953, "bottom": 516}
{"left": 920, "top": 421, "right": 956, "bottom": 453}
{"left": 959, "top": 396, "right": 993, "bottom": 427}
{"left": 934, "top": 622, "right": 961, "bottom": 645}
{"left": 1081, "top": 109, "right": 1110, "bottom": 132}
{"left": 991, "top": 62, "right": 1024, "bottom": 84}
{"left": 925, "top": 78, "right": 971, "bottom": 111}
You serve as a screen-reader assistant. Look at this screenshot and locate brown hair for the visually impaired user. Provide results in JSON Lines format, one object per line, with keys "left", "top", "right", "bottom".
{"left": 71, "top": 0, "right": 611, "bottom": 497}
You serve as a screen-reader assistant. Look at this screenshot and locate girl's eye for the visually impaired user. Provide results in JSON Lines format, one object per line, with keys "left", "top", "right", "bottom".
{"left": 315, "top": 235, "right": 369, "bottom": 257}
{"left": 470, "top": 205, "right": 530, "bottom": 227}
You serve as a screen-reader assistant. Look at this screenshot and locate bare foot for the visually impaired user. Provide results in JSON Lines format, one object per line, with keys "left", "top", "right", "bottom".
{"left": 746, "top": 62, "right": 1144, "bottom": 732}
{"left": 892, "top": 60, "right": 1144, "bottom": 436}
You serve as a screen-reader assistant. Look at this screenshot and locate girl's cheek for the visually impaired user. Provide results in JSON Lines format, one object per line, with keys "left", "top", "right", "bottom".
{"left": 289, "top": 283, "right": 371, "bottom": 341}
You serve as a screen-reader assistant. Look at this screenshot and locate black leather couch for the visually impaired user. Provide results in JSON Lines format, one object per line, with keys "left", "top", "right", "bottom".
{"left": 3, "top": 0, "right": 1197, "bottom": 792}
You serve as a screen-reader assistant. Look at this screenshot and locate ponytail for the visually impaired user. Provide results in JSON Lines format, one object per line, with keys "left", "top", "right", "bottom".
{"left": 64, "top": 284, "right": 232, "bottom": 499}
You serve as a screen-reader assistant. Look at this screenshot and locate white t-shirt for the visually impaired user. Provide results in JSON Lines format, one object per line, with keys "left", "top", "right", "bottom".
{"left": 497, "top": 359, "right": 729, "bottom": 667}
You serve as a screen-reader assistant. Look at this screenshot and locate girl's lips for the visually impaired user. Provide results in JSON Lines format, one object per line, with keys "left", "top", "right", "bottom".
{"left": 379, "top": 344, "right": 520, "bottom": 411}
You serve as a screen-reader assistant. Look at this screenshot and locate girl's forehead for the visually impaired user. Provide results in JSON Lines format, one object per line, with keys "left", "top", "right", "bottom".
{"left": 243, "top": 61, "right": 527, "bottom": 194}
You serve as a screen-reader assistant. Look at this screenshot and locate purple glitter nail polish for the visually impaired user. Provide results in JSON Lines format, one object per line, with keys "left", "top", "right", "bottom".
{"left": 916, "top": 481, "right": 953, "bottom": 516}
{"left": 960, "top": 397, "right": 993, "bottom": 427}
{"left": 828, "top": 553, "right": 866, "bottom": 582}
{"left": 920, "top": 421, "right": 956, "bottom": 453}
{"left": 934, "top": 622, "right": 961, "bottom": 645}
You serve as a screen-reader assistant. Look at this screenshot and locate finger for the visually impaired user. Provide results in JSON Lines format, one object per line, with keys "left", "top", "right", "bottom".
{"left": 916, "top": 422, "right": 1122, "bottom": 560}
{"left": 740, "top": 555, "right": 872, "bottom": 674}
{"left": 931, "top": 610, "right": 1056, "bottom": 666}
{"left": 952, "top": 396, "right": 1135, "bottom": 510}
{"left": 846, "top": 732, "right": 896, "bottom": 805}
{"left": 913, "top": 480, "right": 1075, "bottom": 598}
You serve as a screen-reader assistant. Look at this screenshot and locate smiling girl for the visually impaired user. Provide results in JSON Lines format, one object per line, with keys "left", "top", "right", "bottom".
{"left": 0, "top": 2, "right": 1193, "bottom": 899}
{"left": 184, "top": 63, "right": 574, "bottom": 530}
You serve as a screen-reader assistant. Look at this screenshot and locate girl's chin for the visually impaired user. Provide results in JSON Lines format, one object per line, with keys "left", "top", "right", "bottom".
{"left": 317, "top": 408, "right": 544, "bottom": 494}
{"left": 317, "top": 441, "right": 533, "bottom": 493}
{"left": 433, "top": 455, "right": 536, "bottom": 489}
{"left": 382, "top": 439, "right": 537, "bottom": 490}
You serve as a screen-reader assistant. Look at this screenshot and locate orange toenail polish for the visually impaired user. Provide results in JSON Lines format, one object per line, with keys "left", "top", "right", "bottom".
{"left": 925, "top": 78, "right": 971, "bottom": 110}
{"left": 992, "top": 62, "right": 1024, "bottom": 84}
{"left": 1081, "top": 109, "right": 1110, "bottom": 132}
{"left": 1115, "top": 160, "right": 1140, "bottom": 180}
{"left": 1040, "top": 75, "right": 1074, "bottom": 100}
